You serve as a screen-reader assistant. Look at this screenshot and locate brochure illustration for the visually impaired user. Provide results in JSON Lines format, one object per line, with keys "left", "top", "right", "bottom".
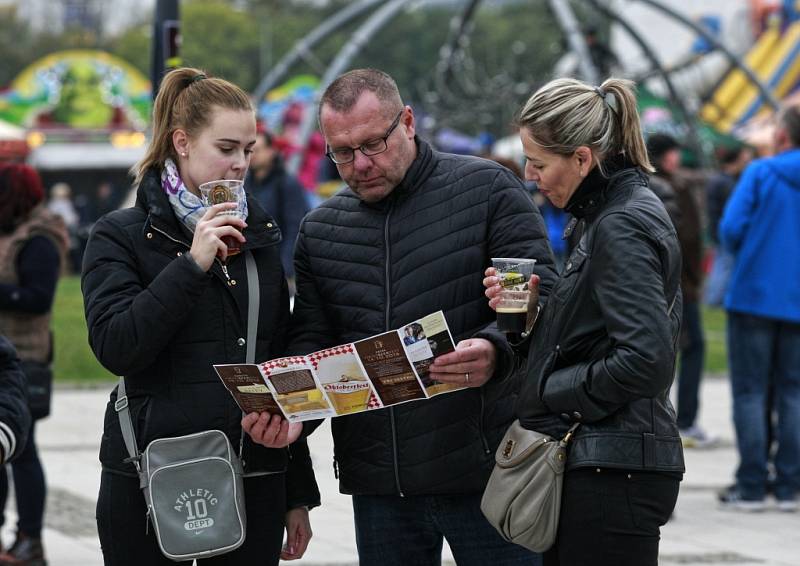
{"left": 213, "top": 311, "right": 465, "bottom": 422}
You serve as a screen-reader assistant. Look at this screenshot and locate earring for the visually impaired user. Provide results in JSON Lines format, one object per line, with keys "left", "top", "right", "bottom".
{"left": 181, "top": 152, "right": 187, "bottom": 157}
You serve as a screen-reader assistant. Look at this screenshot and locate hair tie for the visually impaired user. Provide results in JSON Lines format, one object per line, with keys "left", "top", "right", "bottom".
{"left": 190, "top": 74, "right": 207, "bottom": 83}
{"left": 594, "top": 86, "right": 618, "bottom": 114}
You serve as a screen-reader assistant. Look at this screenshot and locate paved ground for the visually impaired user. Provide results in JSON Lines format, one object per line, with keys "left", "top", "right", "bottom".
{"left": 4, "top": 374, "right": 798, "bottom": 565}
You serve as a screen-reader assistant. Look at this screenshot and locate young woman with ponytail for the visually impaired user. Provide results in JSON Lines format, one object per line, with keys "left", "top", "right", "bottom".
{"left": 82, "top": 67, "right": 318, "bottom": 565}
{"left": 483, "top": 78, "right": 685, "bottom": 565}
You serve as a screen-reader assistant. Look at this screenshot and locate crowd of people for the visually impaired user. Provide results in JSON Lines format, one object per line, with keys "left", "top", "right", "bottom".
{"left": 0, "top": 62, "right": 796, "bottom": 566}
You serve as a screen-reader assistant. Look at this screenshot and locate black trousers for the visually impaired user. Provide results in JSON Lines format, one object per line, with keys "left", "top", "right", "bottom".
{"left": 0, "top": 422, "right": 46, "bottom": 537}
{"left": 97, "top": 470, "right": 286, "bottom": 565}
{"left": 544, "top": 468, "right": 680, "bottom": 566}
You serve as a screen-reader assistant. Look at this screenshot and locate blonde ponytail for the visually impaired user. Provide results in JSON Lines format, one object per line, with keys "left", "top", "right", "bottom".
{"left": 515, "top": 77, "right": 653, "bottom": 174}
{"left": 599, "top": 78, "right": 654, "bottom": 173}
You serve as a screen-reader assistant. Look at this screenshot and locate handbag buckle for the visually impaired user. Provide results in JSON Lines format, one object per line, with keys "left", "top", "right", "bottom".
{"left": 502, "top": 439, "right": 516, "bottom": 459}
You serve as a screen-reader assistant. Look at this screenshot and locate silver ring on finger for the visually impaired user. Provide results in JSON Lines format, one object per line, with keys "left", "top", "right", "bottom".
{"left": 465, "top": 372, "right": 470, "bottom": 384}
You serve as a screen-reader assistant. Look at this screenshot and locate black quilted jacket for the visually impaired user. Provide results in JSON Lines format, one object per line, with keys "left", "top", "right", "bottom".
{"left": 288, "top": 138, "right": 557, "bottom": 495}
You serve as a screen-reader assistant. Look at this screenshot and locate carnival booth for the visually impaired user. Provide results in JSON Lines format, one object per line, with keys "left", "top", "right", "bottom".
{"left": 0, "top": 49, "right": 150, "bottom": 208}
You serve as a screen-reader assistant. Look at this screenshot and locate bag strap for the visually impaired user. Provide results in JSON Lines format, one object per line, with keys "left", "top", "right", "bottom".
{"left": 244, "top": 250, "right": 260, "bottom": 364}
{"left": 561, "top": 421, "right": 581, "bottom": 445}
{"left": 115, "top": 251, "right": 261, "bottom": 473}
{"left": 240, "top": 251, "right": 260, "bottom": 463}
{"left": 115, "top": 376, "right": 140, "bottom": 473}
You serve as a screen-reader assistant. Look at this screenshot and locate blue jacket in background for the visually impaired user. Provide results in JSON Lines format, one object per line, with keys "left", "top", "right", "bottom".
{"left": 719, "top": 148, "right": 800, "bottom": 322}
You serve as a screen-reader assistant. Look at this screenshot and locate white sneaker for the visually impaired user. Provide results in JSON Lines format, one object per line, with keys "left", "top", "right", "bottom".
{"left": 777, "top": 499, "right": 798, "bottom": 513}
{"left": 679, "top": 425, "right": 718, "bottom": 449}
{"left": 718, "top": 487, "right": 766, "bottom": 512}
{"left": 735, "top": 499, "right": 767, "bottom": 512}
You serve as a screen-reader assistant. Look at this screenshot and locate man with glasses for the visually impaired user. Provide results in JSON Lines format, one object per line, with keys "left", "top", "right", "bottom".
{"left": 283, "top": 68, "right": 556, "bottom": 564}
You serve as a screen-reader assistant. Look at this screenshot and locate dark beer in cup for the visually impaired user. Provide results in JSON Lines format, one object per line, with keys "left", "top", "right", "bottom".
{"left": 497, "top": 306, "right": 527, "bottom": 333}
{"left": 496, "top": 290, "right": 529, "bottom": 333}
{"left": 492, "top": 258, "right": 536, "bottom": 334}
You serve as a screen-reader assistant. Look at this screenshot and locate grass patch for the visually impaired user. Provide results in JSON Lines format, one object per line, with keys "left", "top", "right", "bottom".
{"left": 52, "top": 276, "right": 114, "bottom": 384}
{"left": 702, "top": 306, "right": 727, "bottom": 375}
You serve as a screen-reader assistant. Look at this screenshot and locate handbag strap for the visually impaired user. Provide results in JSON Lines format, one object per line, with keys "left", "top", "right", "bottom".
{"left": 115, "top": 251, "right": 261, "bottom": 473}
{"left": 240, "top": 250, "right": 260, "bottom": 463}
{"left": 244, "top": 250, "right": 260, "bottom": 364}
{"left": 115, "top": 376, "right": 139, "bottom": 472}
{"left": 561, "top": 421, "right": 581, "bottom": 443}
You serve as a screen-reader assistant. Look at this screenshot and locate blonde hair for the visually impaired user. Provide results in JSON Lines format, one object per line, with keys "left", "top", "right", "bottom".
{"left": 133, "top": 67, "right": 254, "bottom": 186}
{"left": 515, "top": 77, "right": 654, "bottom": 174}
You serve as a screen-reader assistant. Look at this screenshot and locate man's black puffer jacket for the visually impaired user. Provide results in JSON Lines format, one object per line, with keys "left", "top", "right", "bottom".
{"left": 515, "top": 166, "right": 685, "bottom": 474}
{"left": 289, "top": 138, "right": 558, "bottom": 495}
{"left": 82, "top": 169, "right": 320, "bottom": 508}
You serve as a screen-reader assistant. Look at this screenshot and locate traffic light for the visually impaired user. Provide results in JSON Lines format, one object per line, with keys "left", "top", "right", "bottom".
{"left": 163, "top": 20, "right": 182, "bottom": 69}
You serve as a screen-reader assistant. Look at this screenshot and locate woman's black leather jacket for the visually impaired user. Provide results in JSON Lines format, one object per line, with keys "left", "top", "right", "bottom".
{"left": 514, "top": 166, "right": 685, "bottom": 474}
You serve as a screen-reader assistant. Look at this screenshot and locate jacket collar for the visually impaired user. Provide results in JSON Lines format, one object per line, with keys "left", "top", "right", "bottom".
{"left": 565, "top": 156, "right": 645, "bottom": 219}
{"left": 137, "top": 167, "right": 281, "bottom": 250}
{"left": 395, "top": 136, "right": 436, "bottom": 197}
{"left": 359, "top": 136, "right": 436, "bottom": 212}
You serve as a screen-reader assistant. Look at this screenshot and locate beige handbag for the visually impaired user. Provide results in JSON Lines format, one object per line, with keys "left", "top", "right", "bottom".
{"left": 480, "top": 419, "right": 579, "bottom": 553}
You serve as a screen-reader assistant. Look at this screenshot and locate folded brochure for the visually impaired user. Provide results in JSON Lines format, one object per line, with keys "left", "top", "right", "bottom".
{"left": 213, "top": 311, "right": 465, "bottom": 422}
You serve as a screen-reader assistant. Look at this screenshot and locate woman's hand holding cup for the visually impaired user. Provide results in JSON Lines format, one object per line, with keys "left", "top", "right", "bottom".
{"left": 197, "top": 179, "right": 247, "bottom": 264}
{"left": 485, "top": 258, "right": 538, "bottom": 334}
{"left": 483, "top": 266, "right": 541, "bottom": 334}
{"left": 190, "top": 203, "right": 247, "bottom": 270}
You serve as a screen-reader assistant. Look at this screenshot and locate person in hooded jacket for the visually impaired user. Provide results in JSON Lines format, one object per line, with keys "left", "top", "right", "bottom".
{"left": 81, "top": 67, "right": 319, "bottom": 565}
{"left": 485, "top": 77, "right": 685, "bottom": 566}
{"left": 717, "top": 104, "right": 800, "bottom": 512}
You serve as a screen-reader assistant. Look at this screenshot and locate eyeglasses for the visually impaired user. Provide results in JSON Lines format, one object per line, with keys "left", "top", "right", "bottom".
{"left": 326, "top": 111, "right": 404, "bottom": 164}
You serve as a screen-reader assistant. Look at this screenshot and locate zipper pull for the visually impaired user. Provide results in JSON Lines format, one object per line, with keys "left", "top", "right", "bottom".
{"left": 145, "top": 507, "right": 151, "bottom": 535}
{"left": 220, "top": 262, "right": 231, "bottom": 282}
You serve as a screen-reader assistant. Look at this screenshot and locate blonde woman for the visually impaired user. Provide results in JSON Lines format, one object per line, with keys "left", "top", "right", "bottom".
{"left": 484, "top": 78, "right": 685, "bottom": 565}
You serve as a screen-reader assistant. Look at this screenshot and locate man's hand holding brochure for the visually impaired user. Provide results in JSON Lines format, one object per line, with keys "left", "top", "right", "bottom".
{"left": 215, "top": 312, "right": 468, "bottom": 445}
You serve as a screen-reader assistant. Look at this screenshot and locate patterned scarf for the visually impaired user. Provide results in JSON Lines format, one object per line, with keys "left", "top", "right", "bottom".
{"left": 161, "top": 158, "right": 248, "bottom": 233}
